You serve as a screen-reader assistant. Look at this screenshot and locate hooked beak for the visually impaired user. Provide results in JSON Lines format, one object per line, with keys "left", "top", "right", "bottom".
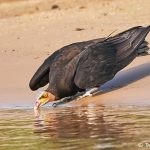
{"left": 35, "top": 97, "right": 50, "bottom": 109}
{"left": 34, "top": 91, "right": 56, "bottom": 110}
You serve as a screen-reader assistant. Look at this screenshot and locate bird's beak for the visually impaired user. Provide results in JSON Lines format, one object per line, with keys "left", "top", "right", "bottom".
{"left": 34, "top": 91, "right": 56, "bottom": 110}
{"left": 34, "top": 97, "right": 49, "bottom": 110}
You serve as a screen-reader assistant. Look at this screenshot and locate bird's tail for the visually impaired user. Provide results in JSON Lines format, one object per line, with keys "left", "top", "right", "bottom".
{"left": 137, "top": 40, "right": 149, "bottom": 56}
{"left": 116, "top": 25, "right": 150, "bottom": 56}
{"left": 112, "top": 25, "right": 150, "bottom": 72}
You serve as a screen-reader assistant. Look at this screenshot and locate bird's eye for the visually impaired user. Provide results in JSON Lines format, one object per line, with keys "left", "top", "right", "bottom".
{"left": 39, "top": 93, "right": 48, "bottom": 99}
{"left": 40, "top": 95, "right": 45, "bottom": 99}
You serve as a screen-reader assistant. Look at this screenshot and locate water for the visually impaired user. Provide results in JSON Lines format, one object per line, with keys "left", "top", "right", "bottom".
{"left": 0, "top": 105, "right": 150, "bottom": 150}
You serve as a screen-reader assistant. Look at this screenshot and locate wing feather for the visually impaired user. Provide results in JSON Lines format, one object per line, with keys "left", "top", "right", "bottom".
{"left": 74, "top": 42, "right": 117, "bottom": 89}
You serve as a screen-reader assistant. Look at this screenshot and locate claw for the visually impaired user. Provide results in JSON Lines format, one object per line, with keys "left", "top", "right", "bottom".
{"left": 52, "top": 96, "right": 72, "bottom": 107}
{"left": 75, "top": 93, "right": 92, "bottom": 101}
{"left": 51, "top": 89, "right": 98, "bottom": 107}
{"left": 52, "top": 103, "right": 58, "bottom": 107}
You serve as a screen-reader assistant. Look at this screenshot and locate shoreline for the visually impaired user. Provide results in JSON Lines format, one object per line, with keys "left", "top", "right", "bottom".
{"left": 0, "top": 0, "right": 150, "bottom": 108}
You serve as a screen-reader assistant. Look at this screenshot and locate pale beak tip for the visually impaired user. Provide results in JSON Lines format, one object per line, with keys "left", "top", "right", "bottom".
{"left": 34, "top": 106, "right": 38, "bottom": 110}
{"left": 34, "top": 100, "right": 41, "bottom": 110}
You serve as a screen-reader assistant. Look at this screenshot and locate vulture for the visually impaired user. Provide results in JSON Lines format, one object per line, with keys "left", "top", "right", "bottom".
{"left": 29, "top": 26, "right": 150, "bottom": 108}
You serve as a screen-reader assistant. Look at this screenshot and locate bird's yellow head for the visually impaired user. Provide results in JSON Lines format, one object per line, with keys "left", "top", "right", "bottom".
{"left": 34, "top": 91, "right": 56, "bottom": 109}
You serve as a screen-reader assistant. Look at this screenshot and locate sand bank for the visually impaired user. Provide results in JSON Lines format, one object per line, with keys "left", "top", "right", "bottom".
{"left": 0, "top": 0, "right": 150, "bottom": 107}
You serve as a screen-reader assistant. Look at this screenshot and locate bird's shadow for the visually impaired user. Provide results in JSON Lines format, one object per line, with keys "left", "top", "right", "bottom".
{"left": 98, "top": 62, "right": 150, "bottom": 95}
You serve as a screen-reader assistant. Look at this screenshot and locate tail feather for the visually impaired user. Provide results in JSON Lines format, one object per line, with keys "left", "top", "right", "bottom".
{"left": 112, "top": 25, "right": 150, "bottom": 72}
{"left": 138, "top": 41, "right": 149, "bottom": 49}
{"left": 118, "top": 26, "right": 150, "bottom": 55}
{"left": 137, "top": 40, "right": 149, "bottom": 56}
{"left": 131, "top": 26, "right": 150, "bottom": 50}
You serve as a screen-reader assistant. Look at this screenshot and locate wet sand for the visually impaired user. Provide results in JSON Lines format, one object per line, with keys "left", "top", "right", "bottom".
{"left": 0, "top": 0, "right": 150, "bottom": 107}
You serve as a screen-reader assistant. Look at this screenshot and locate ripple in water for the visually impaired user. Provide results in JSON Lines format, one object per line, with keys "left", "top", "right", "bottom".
{"left": 0, "top": 105, "right": 150, "bottom": 150}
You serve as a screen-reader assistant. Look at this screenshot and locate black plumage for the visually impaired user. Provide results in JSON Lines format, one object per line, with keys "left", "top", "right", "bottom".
{"left": 29, "top": 26, "right": 150, "bottom": 99}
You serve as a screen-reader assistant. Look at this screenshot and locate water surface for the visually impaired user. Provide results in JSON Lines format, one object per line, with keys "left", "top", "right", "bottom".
{"left": 0, "top": 105, "right": 150, "bottom": 150}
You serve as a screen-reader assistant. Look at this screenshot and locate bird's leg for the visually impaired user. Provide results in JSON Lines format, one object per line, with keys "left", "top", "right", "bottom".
{"left": 76, "top": 87, "right": 99, "bottom": 100}
{"left": 52, "top": 96, "right": 72, "bottom": 107}
{"left": 52, "top": 88, "right": 99, "bottom": 107}
{"left": 52, "top": 91, "right": 85, "bottom": 107}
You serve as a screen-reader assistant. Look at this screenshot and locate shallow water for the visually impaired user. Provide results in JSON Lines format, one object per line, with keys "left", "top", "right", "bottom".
{"left": 0, "top": 105, "right": 150, "bottom": 150}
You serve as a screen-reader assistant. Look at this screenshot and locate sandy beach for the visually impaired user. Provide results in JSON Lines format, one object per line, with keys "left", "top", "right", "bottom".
{"left": 0, "top": 0, "right": 150, "bottom": 107}
{"left": 1, "top": 1, "right": 150, "bottom": 150}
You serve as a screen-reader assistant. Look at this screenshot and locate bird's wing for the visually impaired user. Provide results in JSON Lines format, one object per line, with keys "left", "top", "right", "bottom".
{"left": 29, "top": 38, "right": 105, "bottom": 91}
{"left": 29, "top": 42, "right": 86, "bottom": 91}
{"left": 74, "top": 26, "right": 150, "bottom": 89}
{"left": 29, "top": 52, "right": 58, "bottom": 91}
{"left": 74, "top": 41, "right": 117, "bottom": 89}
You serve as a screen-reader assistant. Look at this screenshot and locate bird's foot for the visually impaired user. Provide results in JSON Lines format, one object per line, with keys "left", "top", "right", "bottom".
{"left": 52, "top": 96, "right": 73, "bottom": 107}
{"left": 52, "top": 88, "right": 99, "bottom": 107}
{"left": 75, "top": 92, "right": 93, "bottom": 100}
{"left": 75, "top": 87, "right": 99, "bottom": 100}
{"left": 52, "top": 92, "right": 85, "bottom": 107}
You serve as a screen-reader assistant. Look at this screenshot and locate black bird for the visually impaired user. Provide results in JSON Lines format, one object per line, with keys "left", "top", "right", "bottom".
{"left": 29, "top": 26, "right": 150, "bottom": 108}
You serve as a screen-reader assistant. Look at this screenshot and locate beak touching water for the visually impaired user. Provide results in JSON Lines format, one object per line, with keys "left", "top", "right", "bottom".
{"left": 34, "top": 91, "right": 56, "bottom": 110}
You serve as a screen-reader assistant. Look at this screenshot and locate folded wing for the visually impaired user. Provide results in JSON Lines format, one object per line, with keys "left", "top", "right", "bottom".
{"left": 74, "top": 26, "right": 150, "bottom": 89}
{"left": 74, "top": 42, "right": 117, "bottom": 89}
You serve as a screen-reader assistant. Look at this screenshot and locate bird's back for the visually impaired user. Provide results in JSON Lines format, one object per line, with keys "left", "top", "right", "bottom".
{"left": 29, "top": 37, "right": 105, "bottom": 91}
{"left": 73, "top": 26, "right": 150, "bottom": 89}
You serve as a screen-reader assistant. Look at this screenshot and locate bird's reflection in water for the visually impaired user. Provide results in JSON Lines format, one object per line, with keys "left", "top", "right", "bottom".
{"left": 33, "top": 105, "right": 150, "bottom": 149}
{"left": 33, "top": 105, "right": 123, "bottom": 139}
